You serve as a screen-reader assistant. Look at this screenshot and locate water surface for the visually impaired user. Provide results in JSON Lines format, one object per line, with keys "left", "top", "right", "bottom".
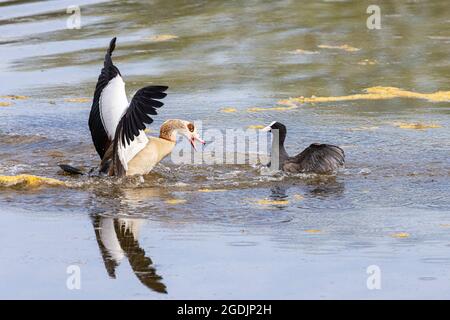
{"left": 0, "top": 0, "right": 449, "bottom": 299}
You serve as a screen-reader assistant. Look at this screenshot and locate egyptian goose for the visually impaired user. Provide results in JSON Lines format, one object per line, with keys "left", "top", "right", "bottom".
{"left": 88, "top": 37, "right": 204, "bottom": 177}
{"left": 262, "top": 121, "right": 345, "bottom": 174}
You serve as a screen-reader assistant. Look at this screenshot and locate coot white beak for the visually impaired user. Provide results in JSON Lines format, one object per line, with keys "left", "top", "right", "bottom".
{"left": 261, "top": 125, "right": 272, "bottom": 132}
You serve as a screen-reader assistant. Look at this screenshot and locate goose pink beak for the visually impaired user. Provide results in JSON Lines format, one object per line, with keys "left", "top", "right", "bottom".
{"left": 190, "top": 136, "right": 206, "bottom": 151}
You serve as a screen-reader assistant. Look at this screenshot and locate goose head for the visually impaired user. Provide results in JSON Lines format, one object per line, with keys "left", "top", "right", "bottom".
{"left": 160, "top": 119, "right": 205, "bottom": 151}
{"left": 181, "top": 121, "right": 205, "bottom": 151}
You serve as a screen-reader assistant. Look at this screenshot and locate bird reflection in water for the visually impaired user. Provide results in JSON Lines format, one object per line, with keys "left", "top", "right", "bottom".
{"left": 269, "top": 176, "right": 345, "bottom": 200}
{"left": 92, "top": 215, "right": 167, "bottom": 294}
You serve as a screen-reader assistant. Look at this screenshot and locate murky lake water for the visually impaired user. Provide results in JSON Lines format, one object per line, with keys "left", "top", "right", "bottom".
{"left": 0, "top": 0, "right": 449, "bottom": 299}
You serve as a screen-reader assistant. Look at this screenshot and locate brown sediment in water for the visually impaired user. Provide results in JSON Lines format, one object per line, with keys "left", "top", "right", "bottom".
{"left": 439, "top": 224, "right": 450, "bottom": 228}
{"left": 46, "top": 150, "right": 65, "bottom": 158}
{"left": 290, "top": 49, "right": 319, "bottom": 55}
{"left": 0, "top": 174, "right": 65, "bottom": 188}
{"left": 346, "top": 126, "right": 379, "bottom": 131}
{"left": 318, "top": 44, "right": 360, "bottom": 52}
{"left": 0, "top": 134, "right": 47, "bottom": 144}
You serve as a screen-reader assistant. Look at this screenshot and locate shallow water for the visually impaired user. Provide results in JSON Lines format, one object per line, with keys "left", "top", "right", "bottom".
{"left": 0, "top": 0, "right": 449, "bottom": 299}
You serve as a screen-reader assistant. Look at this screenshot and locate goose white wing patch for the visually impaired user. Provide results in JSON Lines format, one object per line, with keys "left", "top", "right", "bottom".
{"left": 117, "top": 130, "right": 148, "bottom": 172}
{"left": 99, "top": 75, "right": 129, "bottom": 139}
{"left": 89, "top": 37, "right": 126, "bottom": 159}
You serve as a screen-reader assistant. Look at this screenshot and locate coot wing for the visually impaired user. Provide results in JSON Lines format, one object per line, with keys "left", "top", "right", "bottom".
{"left": 283, "top": 143, "right": 345, "bottom": 174}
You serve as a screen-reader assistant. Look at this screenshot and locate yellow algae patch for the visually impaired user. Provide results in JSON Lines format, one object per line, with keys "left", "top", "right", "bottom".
{"left": 198, "top": 188, "right": 227, "bottom": 193}
{"left": 247, "top": 125, "right": 265, "bottom": 129}
{"left": 221, "top": 107, "right": 237, "bottom": 113}
{"left": 392, "top": 122, "right": 442, "bottom": 130}
{"left": 247, "top": 105, "right": 296, "bottom": 112}
{"left": 290, "top": 49, "right": 319, "bottom": 55}
{"left": 146, "top": 34, "right": 178, "bottom": 42}
{"left": 357, "top": 59, "right": 377, "bottom": 65}
{"left": 165, "top": 199, "right": 187, "bottom": 205}
{"left": 365, "top": 86, "right": 450, "bottom": 102}
{"left": 64, "top": 98, "right": 90, "bottom": 103}
{"left": 256, "top": 199, "right": 289, "bottom": 206}
{"left": 318, "top": 44, "right": 360, "bottom": 52}
{"left": 0, "top": 95, "right": 28, "bottom": 100}
{"left": 391, "top": 232, "right": 410, "bottom": 238}
{"left": 278, "top": 86, "right": 450, "bottom": 107}
{"left": 0, "top": 102, "right": 12, "bottom": 107}
{"left": 305, "top": 229, "right": 321, "bottom": 233}
{"left": 293, "top": 194, "right": 304, "bottom": 201}
{"left": 0, "top": 174, "right": 65, "bottom": 188}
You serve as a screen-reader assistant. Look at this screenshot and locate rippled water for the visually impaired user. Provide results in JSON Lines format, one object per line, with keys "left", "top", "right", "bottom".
{"left": 0, "top": 0, "right": 449, "bottom": 299}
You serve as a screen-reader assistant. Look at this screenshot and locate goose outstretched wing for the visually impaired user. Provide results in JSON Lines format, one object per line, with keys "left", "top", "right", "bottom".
{"left": 89, "top": 37, "right": 129, "bottom": 159}
{"left": 112, "top": 85, "right": 168, "bottom": 176}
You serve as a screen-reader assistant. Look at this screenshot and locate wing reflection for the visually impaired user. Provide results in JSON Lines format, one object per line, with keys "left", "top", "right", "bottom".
{"left": 269, "top": 176, "right": 345, "bottom": 199}
{"left": 92, "top": 215, "right": 167, "bottom": 294}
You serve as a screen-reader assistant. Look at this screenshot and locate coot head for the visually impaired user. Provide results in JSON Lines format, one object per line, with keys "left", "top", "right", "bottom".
{"left": 261, "top": 121, "right": 287, "bottom": 134}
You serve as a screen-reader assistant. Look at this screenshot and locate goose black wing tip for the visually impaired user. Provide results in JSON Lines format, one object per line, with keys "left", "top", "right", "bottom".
{"left": 104, "top": 37, "right": 117, "bottom": 67}
{"left": 143, "top": 85, "right": 169, "bottom": 93}
{"left": 108, "top": 37, "right": 117, "bottom": 55}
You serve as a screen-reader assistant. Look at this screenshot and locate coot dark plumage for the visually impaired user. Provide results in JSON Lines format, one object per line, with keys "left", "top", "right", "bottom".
{"left": 262, "top": 121, "right": 345, "bottom": 174}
